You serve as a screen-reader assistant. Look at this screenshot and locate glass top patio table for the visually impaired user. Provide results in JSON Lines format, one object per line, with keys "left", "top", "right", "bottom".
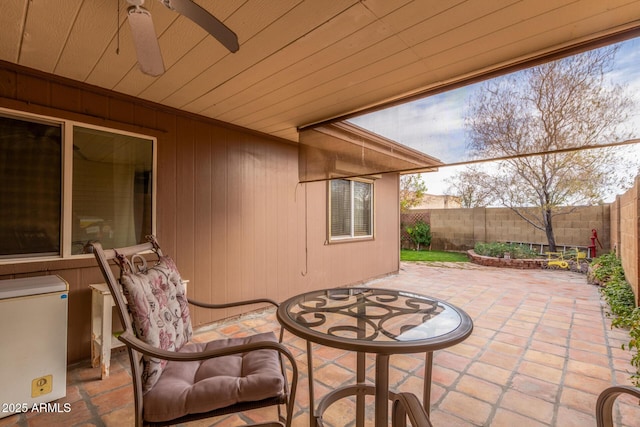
{"left": 277, "top": 287, "right": 473, "bottom": 352}
{"left": 277, "top": 287, "right": 474, "bottom": 427}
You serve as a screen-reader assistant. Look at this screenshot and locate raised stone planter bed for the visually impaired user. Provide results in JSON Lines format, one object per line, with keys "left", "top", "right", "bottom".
{"left": 467, "top": 249, "right": 546, "bottom": 269}
{"left": 467, "top": 249, "right": 590, "bottom": 273}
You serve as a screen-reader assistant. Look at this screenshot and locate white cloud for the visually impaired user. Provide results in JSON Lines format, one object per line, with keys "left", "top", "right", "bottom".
{"left": 350, "top": 36, "right": 640, "bottom": 198}
{"left": 418, "top": 165, "right": 466, "bottom": 195}
{"left": 350, "top": 87, "right": 473, "bottom": 162}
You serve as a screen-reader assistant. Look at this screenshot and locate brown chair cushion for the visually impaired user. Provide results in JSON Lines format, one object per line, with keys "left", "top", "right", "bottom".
{"left": 142, "top": 331, "right": 284, "bottom": 422}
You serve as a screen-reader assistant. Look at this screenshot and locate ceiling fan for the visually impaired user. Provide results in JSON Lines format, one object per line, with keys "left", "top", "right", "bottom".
{"left": 126, "top": 0, "right": 239, "bottom": 76}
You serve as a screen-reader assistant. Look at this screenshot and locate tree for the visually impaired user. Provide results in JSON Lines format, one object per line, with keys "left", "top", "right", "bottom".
{"left": 399, "top": 174, "right": 427, "bottom": 212}
{"left": 463, "top": 45, "right": 635, "bottom": 251}
{"left": 445, "top": 166, "right": 496, "bottom": 208}
{"left": 405, "top": 220, "right": 431, "bottom": 251}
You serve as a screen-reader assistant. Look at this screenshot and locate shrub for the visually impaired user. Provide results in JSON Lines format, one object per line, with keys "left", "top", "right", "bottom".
{"left": 473, "top": 242, "right": 538, "bottom": 259}
{"left": 601, "top": 277, "right": 636, "bottom": 325}
{"left": 405, "top": 220, "right": 431, "bottom": 251}
{"left": 625, "top": 309, "right": 640, "bottom": 385}
{"left": 593, "top": 252, "right": 640, "bottom": 386}
{"left": 591, "top": 251, "right": 624, "bottom": 283}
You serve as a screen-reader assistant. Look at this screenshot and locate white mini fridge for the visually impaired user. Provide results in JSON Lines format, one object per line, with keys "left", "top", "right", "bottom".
{"left": 0, "top": 275, "right": 69, "bottom": 418}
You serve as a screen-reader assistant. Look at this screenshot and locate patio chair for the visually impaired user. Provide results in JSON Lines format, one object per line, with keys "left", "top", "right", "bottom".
{"left": 596, "top": 385, "right": 640, "bottom": 427}
{"left": 391, "top": 393, "right": 433, "bottom": 427}
{"left": 91, "top": 236, "right": 298, "bottom": 427}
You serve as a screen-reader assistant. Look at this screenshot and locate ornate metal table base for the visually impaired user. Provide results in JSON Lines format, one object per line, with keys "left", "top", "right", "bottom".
{"left": 308, "top": 351, "right": 433, "bottom": 426}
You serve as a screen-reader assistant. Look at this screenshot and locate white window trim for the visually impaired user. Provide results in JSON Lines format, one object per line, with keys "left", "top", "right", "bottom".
{"left": 0, "top": 107, "right": 157, "bottom": 263}
{"left": 327, "top": 177, "right": 374, "bottom": 243}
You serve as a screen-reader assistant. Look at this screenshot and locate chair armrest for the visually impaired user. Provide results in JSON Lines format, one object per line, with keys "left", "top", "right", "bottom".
{"left": 392, "top": 392, "right": 433, "bottom": 427}
{"left": 118, "top": 331, "right": 294, "bottom": 363}
{"left": 187, "top": 297, "right": 279, "bottom": 310}
{"left": 596, "top": 385, "right": 640, "bottom": 427}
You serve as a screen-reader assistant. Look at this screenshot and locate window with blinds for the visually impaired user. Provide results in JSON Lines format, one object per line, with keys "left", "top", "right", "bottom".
{"left": 329, "top": 179, "right": 373, "bottom": 241}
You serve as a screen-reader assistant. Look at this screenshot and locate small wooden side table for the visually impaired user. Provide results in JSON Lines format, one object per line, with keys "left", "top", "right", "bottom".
{"left": 90, "top": 280, "right": 188, "bottom": 379}
{"left": 90, "top": 283, "right": 123, "bottom": 379}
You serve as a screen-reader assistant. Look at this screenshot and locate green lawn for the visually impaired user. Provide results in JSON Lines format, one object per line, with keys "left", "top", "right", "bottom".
{"left": 400, "top": 249, "right": 469, "bottom": 262}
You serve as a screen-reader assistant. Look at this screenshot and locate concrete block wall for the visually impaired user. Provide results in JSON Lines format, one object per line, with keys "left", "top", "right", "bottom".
{"left": 429, "top": 208, "right": 475, "bottom": 250}
{"left": 405, "top": 205, "right": 610, "bottom": 253}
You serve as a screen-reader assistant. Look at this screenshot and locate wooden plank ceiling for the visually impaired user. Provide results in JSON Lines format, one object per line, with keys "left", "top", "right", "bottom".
{"left": 1, "top": 0, "right": 640, "bottom": 142}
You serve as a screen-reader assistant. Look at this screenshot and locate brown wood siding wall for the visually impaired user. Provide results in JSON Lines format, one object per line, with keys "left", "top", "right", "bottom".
{"left": 0, "top": 63, "right": 400, "bottom": 363}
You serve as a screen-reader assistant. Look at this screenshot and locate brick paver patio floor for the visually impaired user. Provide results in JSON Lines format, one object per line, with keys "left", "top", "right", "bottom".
{"left": 2, "top": 261, "right": 639, "bottom": 426}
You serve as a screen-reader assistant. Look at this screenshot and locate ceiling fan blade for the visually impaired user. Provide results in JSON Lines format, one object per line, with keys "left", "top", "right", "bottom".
{"left": 161, "top": 0, "right": 239, "bottom": 53}
{"left": 127, "top": 6, "right": 165, "bottom": 76}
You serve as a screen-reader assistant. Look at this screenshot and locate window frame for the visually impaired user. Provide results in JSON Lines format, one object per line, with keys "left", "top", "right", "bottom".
{"left": 0, "top": 107, "right": 157, "bottom": 262}
{"left": 327, "top": 177, "right": 374, "bottom": 243}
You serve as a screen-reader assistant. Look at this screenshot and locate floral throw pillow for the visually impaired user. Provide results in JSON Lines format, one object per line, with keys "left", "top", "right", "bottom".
{"left": 120, "top": 255, "right": 192, "bottom": 392}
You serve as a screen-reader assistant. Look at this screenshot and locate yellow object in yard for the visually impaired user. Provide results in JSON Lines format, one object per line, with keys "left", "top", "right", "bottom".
{"left": 546, "top": 251, "right": 569, "bottom": 269}
{"left": 573, "top": 248, "right": 587, "bottom": 261}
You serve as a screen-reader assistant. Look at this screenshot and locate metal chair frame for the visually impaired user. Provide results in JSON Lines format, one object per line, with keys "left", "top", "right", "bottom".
{"left": 91, "top": 239, "right": 298, "bottom": 427}
{"left": 596, "top": 385, "right": 640, "bottom": 427}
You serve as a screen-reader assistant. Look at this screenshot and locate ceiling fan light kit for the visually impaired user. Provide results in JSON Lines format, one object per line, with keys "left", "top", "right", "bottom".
{"left": 126, "top": 0, "right": 239, "bottom": 76}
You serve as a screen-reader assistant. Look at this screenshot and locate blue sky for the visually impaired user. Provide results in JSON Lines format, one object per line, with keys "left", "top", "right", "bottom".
{"left": 350, "top": 37, "right": 640, "bottom": 198}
